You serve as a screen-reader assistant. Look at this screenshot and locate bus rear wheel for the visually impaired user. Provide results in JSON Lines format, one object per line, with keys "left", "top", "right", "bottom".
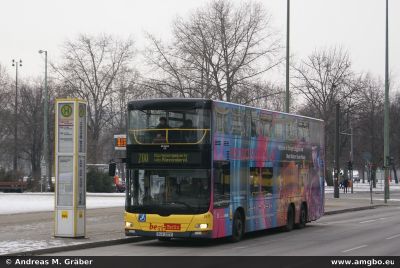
{"left": 295, "top": 204, "right": 307, "bottom": 229}
{"left": 283, "top": 205, "right": 294, "bottom": 232}
{"left": 230, "top": 210, "right": 244, "bottom": 242}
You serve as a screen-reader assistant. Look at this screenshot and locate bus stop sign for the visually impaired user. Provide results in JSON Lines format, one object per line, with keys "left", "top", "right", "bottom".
{"left": 54, "top": 99, "right": 87, "bottom": 238}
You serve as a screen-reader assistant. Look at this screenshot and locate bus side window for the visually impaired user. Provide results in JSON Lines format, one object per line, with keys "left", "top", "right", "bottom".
{"left": 216, "top": 113, "right": 225, "bottom": 134}
{"left": 213, "top": 162, "right": 230, "bottom": 208}
{"left": 231, "top": 109, "right": 242, "bottom": 136}
{"left": 251, "top": 120, "right": 257, "bottom": 137}
{"left": 274, "top": 122, "right": 283, "bottom": 139}
{"left": 250, "top": 110, "right": 258, "bottom": 137}
{"left": 298, "top": 121, "right": 310, "bottom": 142}
{"left": 286, "top": 120, "right": 298, "bottom": 140}
{"left": 261, "top": 167, "right": 273, "bottom": 195}
{"left": 250, "top": 167, "right": 260, "bottom": 194}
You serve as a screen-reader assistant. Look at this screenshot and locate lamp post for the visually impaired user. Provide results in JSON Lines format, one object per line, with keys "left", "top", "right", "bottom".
{"left": 285, "top": 0, "right": 290, "bottom": 113}
{"left": 39, "top": 50, "right": 49, "bottom": 191}
{"left": 383, "top": 0, "right": 390, "bottom": 203}
{"left": 12, "top": 59, "right": 22, "bottom": 181}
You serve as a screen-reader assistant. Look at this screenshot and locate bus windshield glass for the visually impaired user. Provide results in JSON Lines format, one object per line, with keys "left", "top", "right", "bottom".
{"left": 128, "top": 109, "right": 210, "bottom": 144}
{"left": 126, "top": 169, "right": 210, "bottom": 215}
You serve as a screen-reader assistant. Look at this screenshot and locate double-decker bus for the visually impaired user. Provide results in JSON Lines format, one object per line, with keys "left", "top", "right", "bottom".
{"left": 123, "top": 98, "right": 324, "bottom": 242}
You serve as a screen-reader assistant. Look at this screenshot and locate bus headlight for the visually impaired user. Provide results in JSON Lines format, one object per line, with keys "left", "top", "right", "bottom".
{"left": 195, "top": 223, "right": 208, "bottom": 229}
{"left": 125, "top": 221, "right": 133, "bottom": 228}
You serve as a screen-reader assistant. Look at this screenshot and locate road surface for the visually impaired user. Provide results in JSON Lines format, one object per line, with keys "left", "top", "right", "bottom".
{"left": 46, "top": 206, "right": 400, "bottom": 256}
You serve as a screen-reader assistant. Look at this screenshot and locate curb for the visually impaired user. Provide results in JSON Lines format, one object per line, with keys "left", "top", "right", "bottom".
{"left": 324, "top": 204, "right": 387, "bottom": 215}
{"left": 3, "top": 236, "right": 152, "bottom": 256}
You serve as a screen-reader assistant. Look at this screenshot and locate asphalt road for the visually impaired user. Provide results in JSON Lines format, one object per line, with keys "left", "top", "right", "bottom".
{"left": 46, "top": 206, "right": 400, "bottom": 256}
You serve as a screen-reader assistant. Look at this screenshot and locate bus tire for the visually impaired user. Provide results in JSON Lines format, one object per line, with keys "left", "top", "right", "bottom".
{"left": 283, "top": 205, "right": 294, "bottom": 232}
{"left": 157, "top": 237, "right": 172, "bottom": 242}
{"left": 295, "top": 203, "right": 307, "bottom": 229}
{"left": 230, "top": 210, "right": 245, "bottom": 242}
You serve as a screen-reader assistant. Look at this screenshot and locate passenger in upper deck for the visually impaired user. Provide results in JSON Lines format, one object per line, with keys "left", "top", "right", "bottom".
{"left": 156, "top": 117, "right": 170, "bottom": 129}
{"left": 180, "top": 119, "right": 196, "bottom": 143}
{"left": 181, "top": 119, "right": 194, "bottom": 129}
{"left": 153, "top": 117, "right": 170, "bottom": 143}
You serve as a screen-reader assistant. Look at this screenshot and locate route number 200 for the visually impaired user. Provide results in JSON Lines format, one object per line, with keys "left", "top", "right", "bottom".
{"left": 138, "top": 153, "right": 149, "bottom": 163}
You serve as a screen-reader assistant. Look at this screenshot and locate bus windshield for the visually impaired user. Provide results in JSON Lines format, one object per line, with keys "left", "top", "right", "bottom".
{"left": 126, "top": 169, "right": 210, "bottom": 215}
{"left": 128, "top": 109, "right": 210, "bottom": 145}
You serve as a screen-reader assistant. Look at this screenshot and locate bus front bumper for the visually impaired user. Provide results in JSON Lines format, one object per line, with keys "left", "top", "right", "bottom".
{"left": 125, "top": 229, "right": 212, "bottom": 239}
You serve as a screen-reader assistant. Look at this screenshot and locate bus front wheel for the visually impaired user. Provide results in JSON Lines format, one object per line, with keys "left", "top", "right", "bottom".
{"left": 230, "top": 210, "right": 244, "bottom": 242}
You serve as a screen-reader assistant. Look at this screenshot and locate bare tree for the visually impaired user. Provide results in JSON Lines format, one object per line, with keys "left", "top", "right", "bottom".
{"left": 18, "top": 81, "right": 44, "bottom": 187}
{"left": 143, "top": 0, "right": 282, "bottom": 103}
{"left": 0, "top": 64, "right": 13, "bottom": 169}
{"left": 293, "top": 47, "right": 361, "bottom": 175}
{"left": 0, "top": 64, "right": 10, "bottom": 103}
{"left": 353, "top": 75, "right": 384, "bottom": 167}
{"left": 54, "top": 34, "right": 135, "bottom": 164}
{"left": 292, "top": 47, "right": 359, "bottom": 121}
{"left": 390, "top": 91, "right": 400, "bottom": 167}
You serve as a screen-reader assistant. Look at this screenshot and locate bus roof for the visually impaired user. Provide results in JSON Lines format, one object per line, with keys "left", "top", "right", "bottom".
{"left": 128, "top": 98, "right": 324, "bottom": 123}
{"left": 128, "top": 98, "right": 212, "bottom": 110}
{"left": 213, "top": 99, "right": 324, "bottom": 123}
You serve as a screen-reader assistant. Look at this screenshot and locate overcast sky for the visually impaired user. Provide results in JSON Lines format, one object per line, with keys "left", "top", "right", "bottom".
{"left": 1, "top": 0, "right": 399, "bottom": 88}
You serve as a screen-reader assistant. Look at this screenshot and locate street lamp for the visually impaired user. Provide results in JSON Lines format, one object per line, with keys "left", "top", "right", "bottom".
{"left": 383, "top": 0, "right": 390, "bottom": 203}
{"left": 39, "top": 50, "right": 49, "bottom": 192}
{"left": 285, "top": 0, "right": 290, "bottom": 113}
{"left": 11, "top": 59, "right": 22, "bottom": 181}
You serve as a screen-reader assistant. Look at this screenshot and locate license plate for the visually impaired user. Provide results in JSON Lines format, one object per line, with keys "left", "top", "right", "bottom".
{"left": 156, "top": 232, "right": 173, "bottom": 237}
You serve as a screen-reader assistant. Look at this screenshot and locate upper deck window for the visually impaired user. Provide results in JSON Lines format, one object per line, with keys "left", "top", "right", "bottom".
{"left": 128, "top": 108, "right": 210, "bottom": 145}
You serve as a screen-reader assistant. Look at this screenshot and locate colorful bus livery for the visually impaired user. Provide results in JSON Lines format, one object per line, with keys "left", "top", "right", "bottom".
{"left": 124, "top": 99, "right": 324, "bottom": 241}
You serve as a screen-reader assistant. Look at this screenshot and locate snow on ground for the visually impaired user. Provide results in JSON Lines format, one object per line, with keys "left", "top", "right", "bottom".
{"left": 325, "top": 181, "right": 400, "bottom": 193}
{"left": 0, "top": 239, "right": 83, "bottom": 255}
{"left": 0, "top": 192, "right": 124, "bottom": 215}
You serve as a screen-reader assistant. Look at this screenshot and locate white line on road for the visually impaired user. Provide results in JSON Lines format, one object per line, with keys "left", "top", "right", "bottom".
{"left": 386, "top": 234, "right": 400, "bottom": 240}
{"left": 359, "top": 219, "right": 376, "bottom": 224}
{"left": 359, "top": 217, "right": 388, "bottom": 224}
{"left": 233, "top": 246, "right": 247, "bottom": 250}
{"left": 342, "top": 245, "right": 368, "bottom": 253}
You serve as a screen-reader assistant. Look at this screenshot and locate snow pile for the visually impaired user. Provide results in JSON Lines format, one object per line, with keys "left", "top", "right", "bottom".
{"left": 325, "top": 181, "right": 400, "bottom": 193}
{"left": 0, "top": 193, "right": 124, "bottom": 215}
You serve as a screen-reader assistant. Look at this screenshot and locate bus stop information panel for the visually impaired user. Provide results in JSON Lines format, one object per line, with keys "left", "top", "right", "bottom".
{"left": 54, "top": 99, "right": 87, "bottom": 238}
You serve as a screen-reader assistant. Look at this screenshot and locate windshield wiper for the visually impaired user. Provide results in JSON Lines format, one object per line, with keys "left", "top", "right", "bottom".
{"left": 163, "top": 201, "right": 193, "bottom": 210}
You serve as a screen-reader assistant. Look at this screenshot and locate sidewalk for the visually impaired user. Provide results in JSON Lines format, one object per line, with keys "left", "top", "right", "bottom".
{"left": 325, "top": 191, "right": 400, "bottom": 214}
{"left": 2, "top": 190, "right": 400, "bottom": 256}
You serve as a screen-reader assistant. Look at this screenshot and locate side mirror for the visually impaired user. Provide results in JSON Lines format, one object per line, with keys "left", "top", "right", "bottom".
{"left": 109, "top": 162, "right": 116, "bottom": 176}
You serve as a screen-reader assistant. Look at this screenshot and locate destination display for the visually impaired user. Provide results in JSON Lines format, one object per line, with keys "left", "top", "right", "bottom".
{"left": 129, "top": 151, "right": 209, "bottom": 167}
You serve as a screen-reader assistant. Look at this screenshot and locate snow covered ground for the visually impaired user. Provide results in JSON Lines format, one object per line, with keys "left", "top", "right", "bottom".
{"left": 0, "top": 192, "right": 124, "bottom": 215}
{"left": 0, "top": 239, "right": 83, "bottom": 255}
{"left": 325, "top": 181, "right": 400, "bottom": 193}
